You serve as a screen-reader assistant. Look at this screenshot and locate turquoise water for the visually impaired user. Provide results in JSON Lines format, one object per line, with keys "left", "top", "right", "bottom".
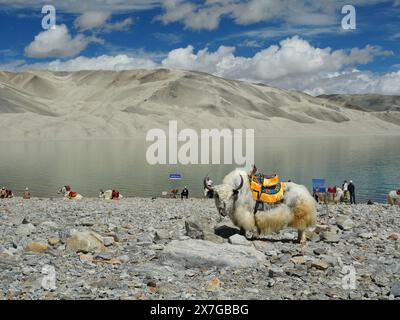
{"left": 0, "top": 137, "right": 399, "bottom": 202}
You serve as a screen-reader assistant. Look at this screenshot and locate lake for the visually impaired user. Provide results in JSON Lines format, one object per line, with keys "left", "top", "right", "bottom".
{"left": 0, "top": 136, "right": 399, "bottom": 202}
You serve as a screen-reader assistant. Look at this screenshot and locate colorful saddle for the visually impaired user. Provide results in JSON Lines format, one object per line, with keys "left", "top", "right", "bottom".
{"left": 249, "top": 173, "right": 285, "bottom": 204}
{"left": 68, "top": 191, "right": 78, "bottom": 198}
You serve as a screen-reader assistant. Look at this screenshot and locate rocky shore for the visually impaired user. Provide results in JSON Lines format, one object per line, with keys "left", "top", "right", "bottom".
{"left": 0, "top": 197, "right": 399, "bottom": 300}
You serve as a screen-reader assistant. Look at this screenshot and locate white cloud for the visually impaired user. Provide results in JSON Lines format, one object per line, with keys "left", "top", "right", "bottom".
{"left": 153, "top": 32, "right": 182, "bottom": 44}
{"left": 103, "top": 17, "right": 134, "bottom": 33}
{"left": 24, "top": 54, "right": 157, "bottom": 71}
{"left": 162, "top": 36, "right": 389, "bottom": 81}
{"left": 74, "top": 12, "right": 133, "bottom": 33}
{"left": 157, "top": 0, "right": 396, "bottom": 30}
{"left": 155, "top": 0, "right": 230, "bottom": 30}
{"left": 5, "top": 36, "right": 398, "bottom": 95}
{"left": 74, "top": 11, "right": 111, "bottom": 31}
{"left": 238, "top": 39, "right": 263, "bottom": 48}
{"left": 25, "top": 24, "right": 100, "bottom": 58}
{"left": 0, "top": 0, "right": 161, "bottom": 13}
{"left": 299, "top": 70, "right": 400, "bottom": 96}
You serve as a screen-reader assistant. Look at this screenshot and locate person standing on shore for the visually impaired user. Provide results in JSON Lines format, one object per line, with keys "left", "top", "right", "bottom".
{"left": 181, "top": 186, "right": 189, "bottom": 199}
{"left": 348, "top": 180, "right": 356, "bottom": 204}
{"left": 22, "top": 188, "right": 31, "bottom": 199}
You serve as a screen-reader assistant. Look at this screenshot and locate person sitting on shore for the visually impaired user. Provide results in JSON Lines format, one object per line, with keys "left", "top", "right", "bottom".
{"left": 0, "top": 187, "right": 6, "bottom": 199}
{"left": 181, "top": 186, "right": 189, "bottom": 199}
{"left": 170, "top": 189, "right": 179, "bottom": 198}
{"left": 204, "top": 177, "right": 214, "bottom": 198}
{"left": 22, "top": 188, "right": 31, "bottom": 199}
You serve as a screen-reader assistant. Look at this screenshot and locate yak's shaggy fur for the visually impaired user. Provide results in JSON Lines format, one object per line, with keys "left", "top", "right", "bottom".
{"left": 388, "top": 190, "right": 400, "bottom": 205}
{"left": 212, "top": 169, "right": 317, "bottom": 243}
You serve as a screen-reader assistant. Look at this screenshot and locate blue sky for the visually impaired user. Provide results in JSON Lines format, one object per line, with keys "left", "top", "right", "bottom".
{"left": 0, "top": 0, "right": 399, "bottom": 95}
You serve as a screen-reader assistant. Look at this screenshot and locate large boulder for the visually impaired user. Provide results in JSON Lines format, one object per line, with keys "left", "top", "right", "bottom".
{"left": 66, "top": 231, "right": 107, "bottom": 253}
{"left": 159, "top": 239, "right": 265, "bottom": 268}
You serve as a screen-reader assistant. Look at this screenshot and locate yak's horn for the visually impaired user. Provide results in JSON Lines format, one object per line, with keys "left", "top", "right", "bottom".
{"left": 233, "top": 175, "right": 244, "bottom": 193}
{"left": 203, "top": 177, "right": 213, "bottom": 191}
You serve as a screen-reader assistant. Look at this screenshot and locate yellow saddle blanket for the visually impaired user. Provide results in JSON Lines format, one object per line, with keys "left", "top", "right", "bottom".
{"left": 250, "top": 174, "right": 285, "bottom": 204}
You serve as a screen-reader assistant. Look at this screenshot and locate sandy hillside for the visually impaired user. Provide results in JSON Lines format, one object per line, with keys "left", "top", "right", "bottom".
{"left": 319, "top": 94, "right": 400, "bottom": 126}
{"left": 0, "top": 69, "right": 399, "bottom": 140}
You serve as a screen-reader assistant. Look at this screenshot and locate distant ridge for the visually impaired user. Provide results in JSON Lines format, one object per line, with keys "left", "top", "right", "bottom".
{"left": 0, "top": 69, "right": 399, "bottom": 140}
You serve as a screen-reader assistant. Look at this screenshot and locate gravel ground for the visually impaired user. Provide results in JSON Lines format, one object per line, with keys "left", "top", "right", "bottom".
{"left": 0, "top": 197, "right": 399, "bottom": 300}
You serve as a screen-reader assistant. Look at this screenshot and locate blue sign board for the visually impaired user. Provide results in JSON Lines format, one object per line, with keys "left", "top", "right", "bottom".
{"left": 169, "top": 173, "right": 182, "bottom": 180}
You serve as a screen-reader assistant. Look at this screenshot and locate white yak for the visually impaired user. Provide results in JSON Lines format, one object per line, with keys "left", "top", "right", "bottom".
{"left": 205, "top": 169, "right": 317, "bottom": 243}
{"left": 99, "top": 190, "right": 123, "bottom": 200}
{"left": 58, "top": 186, "right": 83, "bottom": 200}
{"left": 327, "top": 187, "right": 344, "bottom": 204}
{"left": 388, "top": 190, "right": 400, "bottom": 205}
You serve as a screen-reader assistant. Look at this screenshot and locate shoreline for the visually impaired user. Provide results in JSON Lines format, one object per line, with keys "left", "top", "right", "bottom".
{"left": 0, "top": 196, "right": 393, "bottom": 205}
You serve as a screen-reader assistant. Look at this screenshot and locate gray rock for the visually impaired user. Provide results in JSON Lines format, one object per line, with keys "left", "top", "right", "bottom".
{"left": 94, "top": 252, "right": 113, "bottom": 260}
{"left": 102, "top": 236, "right": 115, "bottom": 247}
{"left": 66, "top": 231, "right": 106, "bottom": 253}
{"left": 313, "top": 248, "right": 327, "bottom": 256}
{"left": 336, "top": 215, "right": 355, "bottom": 230}
{"left": 268, "top": 266, "right": 285, "bottom": 278}
{"left": 40, "top": 221, "right": 59, "bottom": 229}
{"left": 154, "top": 229, "right": 170, "bottom": 241}
{"left": 390, "top": 283, "right": 400, "bottom": 297}
{"left": 319, "top": 255, "right": 340, "bottom": 267}
{"left": 322, "top": 227, "right": 341, "bottom": 243}
{"left": 117, "top": 255, "right": 130, "bottom": 263}
{"left": 185, "top": 216, "right": 213, "bottom": 240}
{"left": 137, "top": 233, "right": 154, "bottom": 245}
{"left": 228, "top": 234, "right": 251, "bottom": 246}
{"left": 159, "top": 239, "right": 265, "bottom": 268}
{"left": 359, "top": 232, "right": 373, "bottom": 239}
{"left": 15, "top": 223, "right": 35, "bottom": 236}
{"left": 203, "top": 232, "right": 224, "bottom": 244}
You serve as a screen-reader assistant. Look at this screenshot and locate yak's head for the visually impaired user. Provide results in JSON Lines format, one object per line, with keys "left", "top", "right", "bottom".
{"left": 204, "top": 175, "right": 243, "bottom": 217}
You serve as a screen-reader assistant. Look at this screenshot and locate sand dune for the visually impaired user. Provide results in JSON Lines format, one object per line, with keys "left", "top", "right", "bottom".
{"left": 0, "top": 69, "right": 399, "bottom": 140}
{"left": 319, "top": 94, "right": 400, "bottom": 112}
